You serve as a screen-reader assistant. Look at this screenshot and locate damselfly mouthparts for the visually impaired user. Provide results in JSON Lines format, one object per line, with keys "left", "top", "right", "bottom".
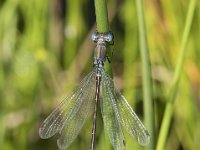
{"left": 39, "top": 32, "right": 150, "bottom": 150}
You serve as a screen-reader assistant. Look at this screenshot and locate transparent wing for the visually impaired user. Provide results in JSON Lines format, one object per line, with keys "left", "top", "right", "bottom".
{"left": 101, "top": 70, "right": 126, "bottom": 150}
{"left": 57, "top": 71, "right": 96, "bottom": 149}
{"left": 39, "top": 70, "right": 95, "bottom": 139}
{"left": 103, "top": 71, "right": 150, "bottom": 146}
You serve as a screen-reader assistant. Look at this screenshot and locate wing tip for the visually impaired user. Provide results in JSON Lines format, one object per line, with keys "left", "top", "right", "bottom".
{"left": 138, "top": 129, "right": 151, "bottom": 146}
{"left": 57, "top": 138, "right": 69, "bottom": 150}
{"left": 38, "top": 126, "right": 57, "bottom": 139}
{"left": 38, "top": 127, "right": 48, "bottom": 139}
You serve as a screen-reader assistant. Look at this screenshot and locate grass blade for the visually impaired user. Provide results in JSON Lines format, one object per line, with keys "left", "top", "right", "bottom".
{"left": 136, "top": 0, "right": 155, "bottom": 150}
{"left": 156, "top": 0, "right": 197, "bottom": 149}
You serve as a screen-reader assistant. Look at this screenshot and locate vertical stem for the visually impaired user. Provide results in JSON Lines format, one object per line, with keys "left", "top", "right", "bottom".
{"left": 94, "top": 0, "right": 109, "bottom": 32}
{"left": 136, "top": 0, "right": 155, "bottom": 150}
{"left": 94, "top": 0, "right": 112, "bottom": 74}
{"left": 64, "top": 0, "right": 84, "bottom": 69}
{"left": 123, "top": 0, "right": 137, "bottom": 104}
{"left": 156, "top": 0, "right": 197, "bottom": 149}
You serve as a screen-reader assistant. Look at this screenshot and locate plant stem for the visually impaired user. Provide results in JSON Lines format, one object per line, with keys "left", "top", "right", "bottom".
{"left": 136, "top": 0, "right": 155, "bottom": 150}
{"left": 156, "top": 0, "right": 197, "bottom": 149}
{"left": 94, "top": 0, "right": 109, "bottom": 32}
{"left": 94, "top": 0, "right": 112, "bottom": 74}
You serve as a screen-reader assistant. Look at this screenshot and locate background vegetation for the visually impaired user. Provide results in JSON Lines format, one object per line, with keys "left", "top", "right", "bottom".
{"left": 0, "top": 0, "right": 199, "bottom": 150}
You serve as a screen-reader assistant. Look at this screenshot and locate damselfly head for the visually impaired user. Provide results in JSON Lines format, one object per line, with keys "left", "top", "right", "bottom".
{"left": 91, "top": 32, "right": 114, "bottom": 45}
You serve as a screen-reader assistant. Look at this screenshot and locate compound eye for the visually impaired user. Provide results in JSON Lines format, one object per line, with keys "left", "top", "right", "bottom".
{"left": 91, "top": 32, "right": 98, "bottom": 42}
{"left": 105, "top": 33, "right": 114, "bottom": 43}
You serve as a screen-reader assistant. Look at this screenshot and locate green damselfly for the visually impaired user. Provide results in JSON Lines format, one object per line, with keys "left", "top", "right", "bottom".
{"left": 39, "top": 32, "right": 150, "bottom": 150}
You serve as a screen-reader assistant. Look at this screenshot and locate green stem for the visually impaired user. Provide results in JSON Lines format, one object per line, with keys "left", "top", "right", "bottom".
{"left": 94, "top": 0, "right": 109, "bottom": 32}
{"left": 94, "top": 0, "right": 112, "bottom": 74}
{"left": 136, "top": 0, "right": 155, "bottom": 150}
{"left": 156, "top": 0, "right": 197, "bottom": 149}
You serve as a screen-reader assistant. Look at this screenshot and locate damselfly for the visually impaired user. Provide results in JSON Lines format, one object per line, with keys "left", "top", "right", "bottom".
{"left": 39, "top": 32, "right": 150, "bottom": 150}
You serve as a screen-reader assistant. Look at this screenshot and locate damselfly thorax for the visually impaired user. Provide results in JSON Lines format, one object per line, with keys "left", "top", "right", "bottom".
{"left": 92, "top": 32, "right": 113, "bottom": 80}
{"left": 93, "top": 32, "right": 113, "bottom": 77}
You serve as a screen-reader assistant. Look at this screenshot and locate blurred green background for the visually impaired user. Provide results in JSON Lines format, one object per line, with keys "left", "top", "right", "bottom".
{"left": 0, "top": 0, "right": 200, "bottom": 150}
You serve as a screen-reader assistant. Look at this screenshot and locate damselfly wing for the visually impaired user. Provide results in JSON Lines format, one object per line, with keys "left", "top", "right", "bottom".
{"left": 101, "top": 69, "right": 150, "bottom": 150}
{"left": 39, "top": 70, "right": 96, "bottom": 149}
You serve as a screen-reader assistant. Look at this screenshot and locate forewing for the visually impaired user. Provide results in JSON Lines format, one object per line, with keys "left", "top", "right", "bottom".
{"left": 101, "top": 70, "right": 126, "bottom": 150}
{"left": 104, "top": 72, "right": 150, "bottom": 146}
{"left": 39, "top": 71, "right": 95, "bottom": 139}
{"left": 57, "top": 72, "right": 96, "bottom": 149}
